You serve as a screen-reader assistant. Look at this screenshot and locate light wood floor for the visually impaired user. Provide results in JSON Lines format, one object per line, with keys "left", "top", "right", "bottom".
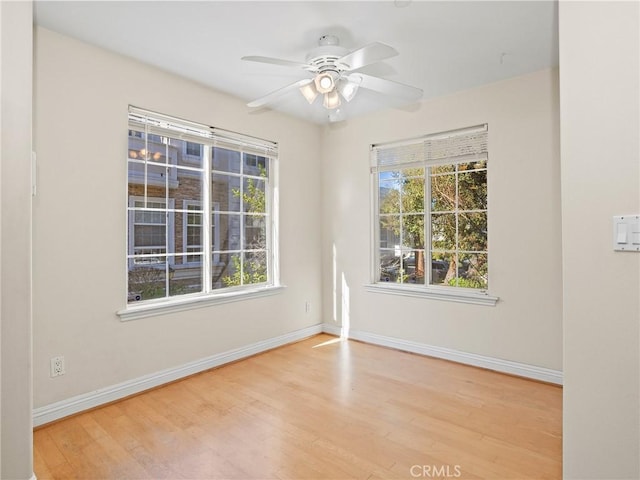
{"left": 34, "top": 334, "right": 562, "bottom": 479}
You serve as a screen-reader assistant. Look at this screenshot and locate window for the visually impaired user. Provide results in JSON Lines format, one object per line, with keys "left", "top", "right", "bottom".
{"left": 125, "top": 107, "right": 278, "bottom": 311}
{"left": 371, "top": 125, "right": 494, "bottom": 303}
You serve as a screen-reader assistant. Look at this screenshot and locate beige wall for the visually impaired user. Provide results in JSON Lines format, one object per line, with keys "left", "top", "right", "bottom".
{"left": 560, "top": 1, "right": 640, "bottom": 478}
{"left": 1, "top": 1, "right": 34, "bottom": 478}
{"left": 32, "top": 27, "right": 323, "bottom": 408}
{"left": 321, "top": 69, "right": 563, "bottom": 370}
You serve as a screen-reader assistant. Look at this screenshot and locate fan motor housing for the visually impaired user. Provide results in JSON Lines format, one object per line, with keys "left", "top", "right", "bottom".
{"left": 306, "top": 35, "right": 348, "bottom": 73}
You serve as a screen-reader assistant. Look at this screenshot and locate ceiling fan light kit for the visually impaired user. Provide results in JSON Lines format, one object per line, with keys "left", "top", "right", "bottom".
{"left": 242, "top": 34, "right": 423, "bottom": 118}
{"left": 337, "top": 75, "right": 361, "bottom": 102}
{"left": 299, "top": 82, "right": 319, "bottom": 104}
{"left": 323, "top": 89, "right": 341, "bottom": 109}
{"left": 314, "top": 72, "right": 335, "bottom": 94}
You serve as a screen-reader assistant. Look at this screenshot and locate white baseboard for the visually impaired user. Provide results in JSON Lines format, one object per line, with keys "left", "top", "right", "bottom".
{"left": 33, "top": 322, "right": 561, "bottom": 427}
{"left": 322, "top": 323, "right": 563, "bottom": 385}
{"left": 33, "top": 324, "right": 323, "bottom": 427}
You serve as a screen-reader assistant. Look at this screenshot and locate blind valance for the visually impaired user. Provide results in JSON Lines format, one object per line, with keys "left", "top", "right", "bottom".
{"left": 129, "top": 106, "right": 278, "bottom": 157}
{"left": 372, "top": 124, "right": 487, "bottom": 170}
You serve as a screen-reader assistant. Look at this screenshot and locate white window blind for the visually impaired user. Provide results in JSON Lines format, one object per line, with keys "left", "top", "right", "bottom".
{"left": 372, "top": 124, "right": 487, "bottom": 169}
{"left": 128, "top": 106, "right": 278, "bottom": 157}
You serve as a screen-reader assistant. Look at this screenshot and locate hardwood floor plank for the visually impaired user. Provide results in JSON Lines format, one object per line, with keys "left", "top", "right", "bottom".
{"left": 34, "top": 334, "right": 562, "bottom": 479}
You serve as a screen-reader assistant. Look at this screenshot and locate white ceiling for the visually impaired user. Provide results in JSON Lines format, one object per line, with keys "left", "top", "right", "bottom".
{"left": 34, "top": 1, "right": 558, "bottom": 125}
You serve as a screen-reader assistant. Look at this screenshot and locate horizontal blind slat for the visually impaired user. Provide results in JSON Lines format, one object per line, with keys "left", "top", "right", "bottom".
{"left": 372, "top": 124, "right": 487, "bottom": 169}
{"left": 128, "top": 107, "right": 278, "bottom": 156}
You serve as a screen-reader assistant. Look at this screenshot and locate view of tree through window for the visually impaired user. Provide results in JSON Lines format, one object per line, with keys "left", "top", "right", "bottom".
{"left": 126, "top": 109, "right": 276, "bottom": 305}
{"left": 374, "top": 126, "right": 488, "bottom": 291}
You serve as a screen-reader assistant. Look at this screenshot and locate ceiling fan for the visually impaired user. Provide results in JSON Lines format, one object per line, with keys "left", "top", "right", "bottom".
{"left": 242, "top": 35, "right": 423, "bottom": 114}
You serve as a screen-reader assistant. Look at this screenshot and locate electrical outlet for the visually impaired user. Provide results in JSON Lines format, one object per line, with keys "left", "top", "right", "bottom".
{"left": 50, "top": 356, "right": 65, "bottom": 377}
{"left": 305, "top": 300, "right": 311, "bottom": 314}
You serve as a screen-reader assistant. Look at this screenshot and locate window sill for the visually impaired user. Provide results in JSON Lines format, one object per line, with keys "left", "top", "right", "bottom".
{"left": 364, "top": 283, "right": 498, "bottom": 306}
{"left": 117, "top": 285, "right": 285, "bottom": 321}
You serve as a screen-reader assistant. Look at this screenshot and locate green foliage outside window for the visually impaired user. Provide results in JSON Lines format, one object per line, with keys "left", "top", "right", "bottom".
{"left": 223, "top": 165, "right": 268, "bottom": 287}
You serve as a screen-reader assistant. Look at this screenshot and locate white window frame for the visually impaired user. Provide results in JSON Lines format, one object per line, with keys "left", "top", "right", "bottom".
{"left": 367, "top": 124, "right": 498, "bottom": 306}
{"left": 120, "top": 107, "right": 282, "bottom": 320}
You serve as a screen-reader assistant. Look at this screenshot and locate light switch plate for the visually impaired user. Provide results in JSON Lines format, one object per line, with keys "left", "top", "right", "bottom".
{"left": 613, "top": 215, "right": 640, "bottom": 251}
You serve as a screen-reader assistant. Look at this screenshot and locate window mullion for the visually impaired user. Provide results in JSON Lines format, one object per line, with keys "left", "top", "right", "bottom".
{"left": 398, "top": 173, "right": 404, "bottom": 284}
{"left": 202, "top": 146, "right": 212, "bottom": 294}
{"left": 425, "top": 166, "right": 431, "bottom": 285}
{"left": 143, "top": 125, "right": 149, "bottom": 208}
{"left": 164, "top": 139, "right": 170, "bottom": 298}
{"left": 454, "top": 165, "right": 460, "bottom": 287}
{"left": 239, "top": 151, "right": 245, "bottom": 286}
{"left": 265, "top": 161, "right": 273, "bottom": 285}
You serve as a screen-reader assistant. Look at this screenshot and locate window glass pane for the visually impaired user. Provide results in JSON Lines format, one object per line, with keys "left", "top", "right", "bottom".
{"left": 216, "top": 213, "right": 241, "bottom": 251}
{"left": 164, "top": 138, "right": 204, "bottom": 166}
{"left": 430, "top": 252, "right": 454, "bottom": 286}
{"left": 182, "top": 140, "right": 204, "bottom": 166}
{"left": 431, "top": 213, "right": 456, "bottom": 251}
{"left": 186, "top": 142, "right": 201, "bottom": 157}
{"left": 212, "top": 174, "right": 241, "bottom": 212}
{"left": 379, "top": 175, "right": 401, "bottom": 214}
{"left": 127, "top": 135, "right": 171, "bottom": 166}
{"left": 169, "top": 168, "right": 202, "bottom": 204}
{"left": 243, "top": 251, "right": 268, "bottom": 285}
{"left": 459, "top": 212, "right": 488, "bottom": 252}
{"left": 169, "top": 259, "right": 202, "bottom": 297}
{"left": 212, "top": 147, "right": 241, "bottom": 173}
{"left": 379, "top": 249, "right": 400, "bottom": 282}
{"left": 402, "top": 214, "right": 425, "bottom": 249}
{"left": 431, "top": 173, "right": 456, "bottom": 212}
{"left": 458, "top": 253, "right": 488, "bottom": 289}
{"left": 402, "top": 167, "right": 425, "bottom": 178}
{"left": 128, "top": 173, "right": 167, "bottom": 203}
{"left": 128, "top": 162, "right": 169, "bottom": 197}
{"left": 431, "top": 164, "right": 455, "bottom": 175}
{"left": 458, "top": 160, "right": 487, "bottom": 172}
{"left": 402, "top": 250, "right": 426, "bottom": 285}
{"left": 244, "top": 215, "right": 266, "bottom": 249}
{"left": 242, "top": 178, "right": 266, "bottom": 213}
{"left": 128, "top": 264, "right": 166, "bottom": 303}
{"left": 214, "top": 252, "right": 241, "bottom": 289}
{"left": 129, "top": 204, "right": 167, "bottom": 259}
{"left": 379, "top": 216, "right": 400, "bottom": 249}
{"left": 400, "top": 171, "right": 424, "bottom": 214}
{"left": 378, "top": 250, "right": 426, "bottom": 284}
{"left": 244, "top": 153, "right": 269, "bottom": 176}
{"left": 135, "top": 224, "right": 165, "bottom": 248}
{"left": 458, "top": 170, "right": 487, "bottom": 211}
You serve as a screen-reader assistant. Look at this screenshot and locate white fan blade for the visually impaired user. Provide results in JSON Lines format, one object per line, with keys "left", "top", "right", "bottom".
{"left": 247, "top": 78, "right": 313, "bottom": 108}
{"left": 355, "top": 73, "right": 423, "bottom": 101}
{"left": 242, "top": 55, "right": 315, "bottom": 71}
{"left": 336, "top": 42, "right": 398, "bottom": 71}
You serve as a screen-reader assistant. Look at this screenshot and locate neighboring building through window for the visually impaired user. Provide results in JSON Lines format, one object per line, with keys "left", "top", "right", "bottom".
{"left": 126, "top": 107, "right": 277, "bottom": 305}
{"left": 372, "top": 125, "right": 488, "bottom": 292}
